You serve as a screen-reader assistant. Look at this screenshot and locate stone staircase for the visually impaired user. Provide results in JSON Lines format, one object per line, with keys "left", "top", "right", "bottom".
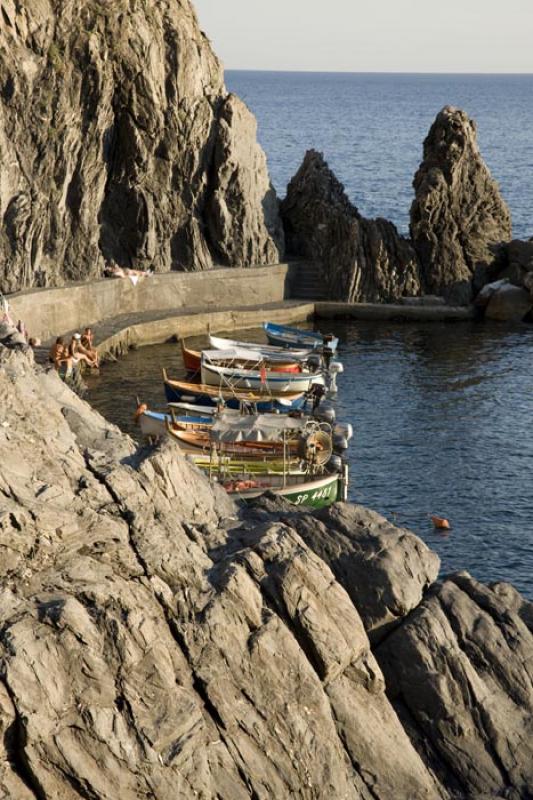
{"left": 289, "top": 261, "right": 328, "bottom": 300}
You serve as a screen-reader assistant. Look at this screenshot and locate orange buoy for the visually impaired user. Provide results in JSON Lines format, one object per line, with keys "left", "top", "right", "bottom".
{"left": 431, "top": 515, "right": 451, "bottom": 530}
{"left": 133, "top": 402, "right": 148, "bottom": 423}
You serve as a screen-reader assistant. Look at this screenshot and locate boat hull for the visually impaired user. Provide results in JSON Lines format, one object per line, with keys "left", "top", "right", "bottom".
{"left": 222, "top": 472, "right": 340, "bottom": 508}
{"left": 163, "top": 376, "right": 307, "bottom": 412}
{"left": 201, "top": 361, "right": 324, "bottom": 393}
{"left": 264, "top": 322, "right": 339, "bottom": 353}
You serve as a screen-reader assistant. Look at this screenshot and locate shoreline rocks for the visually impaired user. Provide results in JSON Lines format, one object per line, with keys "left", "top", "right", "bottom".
{"left": 0, "top": 347, "right": 532, "bottom": 798}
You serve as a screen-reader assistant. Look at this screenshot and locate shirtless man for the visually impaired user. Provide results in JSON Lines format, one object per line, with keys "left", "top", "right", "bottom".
{"left": 80, "top": 328, "right": 99, "bottom": 367}
{"left": 49, "top": 337, "right": 72, "bottom": 370}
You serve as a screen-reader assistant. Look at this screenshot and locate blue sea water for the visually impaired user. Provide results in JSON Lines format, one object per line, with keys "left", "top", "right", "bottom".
{"left": 226, "top": 71, "right": 533, "bottom": 239}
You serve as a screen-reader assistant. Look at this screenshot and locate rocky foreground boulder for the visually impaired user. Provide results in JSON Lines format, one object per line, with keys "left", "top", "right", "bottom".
{"left": 281, "top": 150, "right": 422, "bottom": 303}
{"left": 0, "top": 347, "right": 532, "bottom": 798}
{"left": 0, "top": 0, "right": 283, "bottom": 293}
{"left": 410, "top": 106, "right": 512, "bottom": 305}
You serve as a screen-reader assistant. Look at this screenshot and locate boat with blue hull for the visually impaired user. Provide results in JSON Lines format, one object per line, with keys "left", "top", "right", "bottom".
{"left": 162, "top": 370, "right": 308, "bottom": 412}
{"left": 264, "top": 322, "right": 339, "bottom": 353}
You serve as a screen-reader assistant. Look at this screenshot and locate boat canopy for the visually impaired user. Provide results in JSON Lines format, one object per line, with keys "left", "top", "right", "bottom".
{"left": 210, "top": 412, "right": 309, "bottom": 442}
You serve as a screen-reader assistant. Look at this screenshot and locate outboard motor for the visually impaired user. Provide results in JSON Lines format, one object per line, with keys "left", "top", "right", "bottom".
{"left": 307, "top": 353, "right": 322, "bottom": 373}
{"left": 327, "top": 454, "right": 343, "bottom": 473}
{"left": 309, "top": 382, "right": 326, "bottom": 412}
{"left": 315, "top": 400, "right": 336, "bottom": 424}
{"left": 327, "top": 361, "right": 344, "bottom": 395}
{"left": 333, "top": 433, "right": 349, "bottom": 453}
{"left": 322, "top": 346, "right": 334, "bottom": 370}
{"left": 334, "top": 422, "right": 353, "bottom": 441}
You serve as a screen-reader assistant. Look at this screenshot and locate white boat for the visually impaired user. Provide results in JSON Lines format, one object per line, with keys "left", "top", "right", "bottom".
{"left": 208, "top": 334, "right": 313, "bottom": 361}
{"left": 200, "top": 350, "right": 325, "bottom": 393}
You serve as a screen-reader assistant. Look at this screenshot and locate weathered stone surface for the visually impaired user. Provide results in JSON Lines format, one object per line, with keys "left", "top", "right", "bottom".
{"left": 0, "top": 0, "right": 283, "bottom": 293}
{"left": 1, "top": 349, "right": 533, "bottom": 797}
{"left": 411, "top": 106, "right": 512, "bottom": 304}
{"left": 282, "top": 150, "right": 422, "bottom": 302}
{"left": 506, "top": 239, "right": 533, "bottom": 273}
{"left": 485, "top": 283, "right": 532, "bottom": 321}
{"left": 246, "top": 498, "right": 440, "bottom": 643}
{"left": 377, "top": 573, "right": 533, "bottom": 799}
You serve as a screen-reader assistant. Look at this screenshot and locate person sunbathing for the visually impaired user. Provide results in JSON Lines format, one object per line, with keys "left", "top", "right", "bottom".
{"left": 49, "top": 337, "right": 72, "bottom": 370}
{"left": 80, "top": 327, "right": 99, "bottom": 367}
{"left": 70, "top": 333, "right": 98, "bottom": 368}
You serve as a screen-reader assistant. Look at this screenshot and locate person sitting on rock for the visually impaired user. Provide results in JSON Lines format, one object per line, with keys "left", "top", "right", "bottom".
{"left": 49, "top": 337, "right": 72, "bottom": 370}
{"left": 70, "top": 333, "right": 98, "bottom": 368}
{"left": 80, "top": 327, "right": 99, "bottom": 367}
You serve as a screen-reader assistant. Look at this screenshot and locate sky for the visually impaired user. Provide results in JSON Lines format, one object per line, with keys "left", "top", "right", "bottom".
{"left": 193, "top": 0, "right": 533, "bottom": 74}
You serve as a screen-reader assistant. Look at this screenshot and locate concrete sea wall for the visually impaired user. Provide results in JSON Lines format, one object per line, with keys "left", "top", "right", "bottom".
{"left": 7, "top": 264, "right": 295, "bottom": 342}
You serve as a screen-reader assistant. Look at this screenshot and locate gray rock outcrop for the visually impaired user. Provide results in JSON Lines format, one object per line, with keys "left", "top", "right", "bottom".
{"left": 281, "top": 150, "right": 422, "bottom": 303}
{"left": 485, "top": 283, "right": 533, "bottom": 321}
{"left": 410, "top": 106, "right": 512, "bottom": 304}
{"left": 0, "top": 0, "right": 283, "bottom": 293}
{"left": 377, "top": 572, "right": 533, "bottom": 799}
{"left": 1, "top": 349, "right": 532, "bottom": 797}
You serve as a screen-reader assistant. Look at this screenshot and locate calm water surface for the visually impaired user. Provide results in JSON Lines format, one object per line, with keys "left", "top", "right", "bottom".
{"left": 226, "top": 71, "right": 533, "bottom": 239}
{"left": 87, "top": 321, "right": 533, "bottom": 598}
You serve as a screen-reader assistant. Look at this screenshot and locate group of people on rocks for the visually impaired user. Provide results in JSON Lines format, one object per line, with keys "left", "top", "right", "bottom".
{"left": 49, "top": 329, "right": 99, "bottom": 371}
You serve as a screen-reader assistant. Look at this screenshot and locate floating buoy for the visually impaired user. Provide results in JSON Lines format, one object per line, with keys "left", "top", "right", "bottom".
{"left": 431, "top": 515, "right": 451, "bottom": 530}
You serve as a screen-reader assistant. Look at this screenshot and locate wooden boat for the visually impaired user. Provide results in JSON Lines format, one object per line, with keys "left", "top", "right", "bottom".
{"left": 264, "top": 322, "right": 339, "bottom": 353}
{"left": 220, "top": 471, "right": 342, "bottom": 508}
{"left": 136, "top": 409, "right": 213, "bottom": 439}
{"left": 180, "top": 340, "right": 301, "bottom": 374}
{"left": 208, "top": 334, "right": 313, "bottom": 361}
{"left": 163, "top": 370, "right": 307, "bottom": 411}
{"left": 167, "top": 427, "right": 302, "bottom": 458}
{"left": 200, "top": 356, "right": 325, "bottom": 393}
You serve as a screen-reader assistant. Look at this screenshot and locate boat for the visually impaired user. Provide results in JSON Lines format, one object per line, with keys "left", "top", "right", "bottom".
{"left": 136, "top": 408, "right": 213, "bottom": 439}
{"left": 200, "top": 350, "right": 325, "bottom": 393}
{"left": 202, "top": 412, "right": 347, "bottom": 508}
{"left": 180, "top": 340, "right": 301, "bottom": 374}
{"left": 264, "top": 322, "right": 339, "bottom": 353}
{"left": 208, "top": 334, "right": 313, "bottom": 361}
{"left": 221, "top": 471, "right": 342, "bottom": 508}
{"left": 163, "top": 370, "right": 308, "bottom": 412}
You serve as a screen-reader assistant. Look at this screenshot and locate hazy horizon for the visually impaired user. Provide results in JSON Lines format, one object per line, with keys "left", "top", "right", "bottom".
{"left": 193, "top": 0, "right": 533, "bottom": 74}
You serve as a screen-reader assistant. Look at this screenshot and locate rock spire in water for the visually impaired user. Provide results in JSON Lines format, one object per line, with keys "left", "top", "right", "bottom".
{"left": 0, "top": 0, "right": 283, "bottom": 293}
{"left": 281, "top": 150, "right": 422, "bottom": 302}
{"left": 410, "top": 105, "right": 512, "bottom": 304}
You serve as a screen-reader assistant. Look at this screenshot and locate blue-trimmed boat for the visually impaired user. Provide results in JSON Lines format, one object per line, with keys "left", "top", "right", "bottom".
{"left": 264, "top": 322, "right": 339, "bottom": 353}
{"left": 162, "top": 370, "right": 307, "bottom": 412}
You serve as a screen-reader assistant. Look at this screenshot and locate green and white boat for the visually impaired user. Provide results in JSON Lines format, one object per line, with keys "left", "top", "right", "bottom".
{"left": 204, "top": 412, "right": 348, "bottom": 509}
{"left": 222, "top": 471, "right": 344, "bottom": 508}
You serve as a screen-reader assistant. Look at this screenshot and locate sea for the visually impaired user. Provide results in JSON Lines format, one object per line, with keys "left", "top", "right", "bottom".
{"left": 87, "top": 73, "right": 533, "bottom": 598}
{"left": 226, "top": 71, "right": 533, "bottom": 239}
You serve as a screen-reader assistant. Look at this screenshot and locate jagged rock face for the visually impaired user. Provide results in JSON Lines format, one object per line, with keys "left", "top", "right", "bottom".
{"left": 281, "top": 150, "right": 422, "bottom": 303}
{"left": 0, "top": 0, "right": 283, "bottom": 294}
{"left": 1, "top": 351, "right": 533, "bottom": 798}
{"left": 411, "top": 106, "right": 512, "bottom": 304}
{"left": 377, "top": 573, "right": 533, "bottom": 799}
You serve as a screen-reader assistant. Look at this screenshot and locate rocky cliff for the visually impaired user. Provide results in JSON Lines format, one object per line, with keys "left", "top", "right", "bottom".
{"left": 410, "top": 106, "right": 512, "bottom": 305}
{"left": 282, "top": 109, "right": 516, "bottom": 307}
{"left": 282, "top": 150, "right": 422, "bottom": 303}
{"left": 1, "top": 343, "right": 532, "bottom": 798}
{"left": 0, "top": 0, "right": 284, "bottom": 293}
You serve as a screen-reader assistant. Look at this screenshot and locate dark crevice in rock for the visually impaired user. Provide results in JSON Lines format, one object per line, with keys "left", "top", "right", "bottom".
{"left": 0, "top": 677, "right": 44, "bottom": 799}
